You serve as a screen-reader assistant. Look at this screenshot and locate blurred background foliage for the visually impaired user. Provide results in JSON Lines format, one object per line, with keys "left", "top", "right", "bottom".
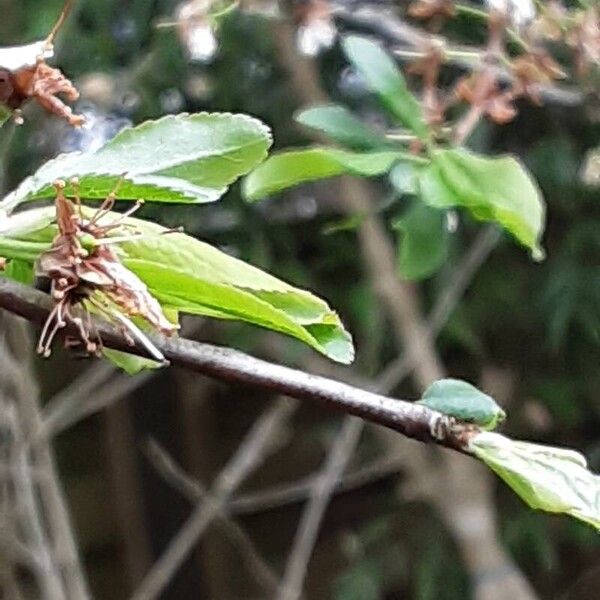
{"left": 1, "top": 1, "right": 598, "bottom": 598}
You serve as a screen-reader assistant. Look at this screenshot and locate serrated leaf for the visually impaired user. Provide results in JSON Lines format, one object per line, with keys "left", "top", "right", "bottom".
{"left": 394, "top": 202, "right": 449, "bottom": 280}
{"left": 341, "top": 36, "right": 428, "bottom": 140}
{"left": 1, "top": 207, "right": 354, "bottom": 363}
{"left": 471, "top": 432, "right": 600, "bottom": 530}
{"left": 419, "top": 149, "right": 545, "bottom": 259}
{"left": 417, "top": 378, "right": 506, "bottom": 429}
{"left": 296, "top": 105, "right": 389, "bottom": 150}
{"left": 2, "top": 113, "right": 272, "bottom": 209}
{"left": 243, "top": 147, "right": 411, "bottom": 201}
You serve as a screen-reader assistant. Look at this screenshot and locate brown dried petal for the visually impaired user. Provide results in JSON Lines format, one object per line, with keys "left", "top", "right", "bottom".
{"left": 408, "top": 0, "right": 454, "bottom": 20}
{"left": 6, "top": 60, "right": 84, "bottom": 127}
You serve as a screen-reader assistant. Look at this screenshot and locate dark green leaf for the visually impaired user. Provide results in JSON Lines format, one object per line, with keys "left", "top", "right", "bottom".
{"left": 419, "top": 149, "right": 545, "bottom": 259}
{"left": 296, "top": 104, "right": 389, "bottom": 150}
{"left": 341, "top": 35, "right": 428, "bottom": 139}
{"left": 394, "top": 203, "right": 449, "bottom": 280}
{"left": 417, "top": 378, "right": 506, "bottom": 429}
{"left": 243, "top": 147, "right": 412, "bottom": 200}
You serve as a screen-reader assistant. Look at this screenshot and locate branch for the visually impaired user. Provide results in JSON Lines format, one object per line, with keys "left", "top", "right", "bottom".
{"left": 0, "top": 278, "right": 472, "bottom": 454}
{"left": 337, "top": 6, "right": 583, "bottom": 107}
{"left": 131, "top": 398, "right": 296, "bottom": 600}
{"left": 143, "top": 438, "right": 281, "bottom": 596}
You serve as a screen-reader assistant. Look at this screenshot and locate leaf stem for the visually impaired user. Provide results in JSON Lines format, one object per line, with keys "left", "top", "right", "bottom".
{"left": 0, "top": 237, "right": 48, "bottom": 262}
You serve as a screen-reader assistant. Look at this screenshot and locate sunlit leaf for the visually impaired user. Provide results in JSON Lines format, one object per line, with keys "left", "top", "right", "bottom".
{"left": 2, "top": 113, "right": 272, "bottom": 209}
{"left": 102, "top": 348, "right": 164, "bottom": 375}
{"left": 0, "top": 259, "right": 34, "bottom": 285}
{"left": 2, "top": 207, "right": 354, "bottom": 364}
{"left": 471, "top": 432, "right": 600, "bottom": 530}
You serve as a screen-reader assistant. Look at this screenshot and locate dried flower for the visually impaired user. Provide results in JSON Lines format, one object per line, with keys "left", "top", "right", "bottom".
{"left": 37, "top": 180, "right": 178, "bottom": 359}
{"left": 4, "top": 60, "right": 84, "bottom": 127}
{"left": 455, "top": 74, "right": 518, "bottom": 124}
{"left": 408, "top": 0, "right": 454, "bottom": 21}
{"left": 511, "top": 50, "right": 567, "bottom": 103}
{"left": 0, "top": 1, "right": 84, "bottom": 126}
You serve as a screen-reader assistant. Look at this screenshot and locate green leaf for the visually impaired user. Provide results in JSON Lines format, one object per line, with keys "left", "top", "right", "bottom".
{"left": 2, "top": 207, "right": 354, "bottom": 363}
{"left": 471, "top": 432, "right": 600, "bottom": 530}
{"left": 417, "top": 378, "right": 506, "bottom": 429}
{"left": 102, "top": 349, "right": 164, "bottom": 375}
{"left": 243, "top": 147, "right": 412, "bottom": 201}
{"left": 1, "top": 259, "right": 34, "bottom": 284}
{"left": 341, "top": 35, "right": 428, "bottom": 140}
{"left": 2, "top": 113, "right": 272, "bottom": 209}
{"left": 419, "top": 149, "right": 545, "bottom": 259}
{"left": 118, "top": 219, "right": 354, "bottom": 363}
{"left": 296, "top": 105, "right": 389, "bottom": 150}
{"left": 393, "top": 203, "right": 449, "bottom": 280}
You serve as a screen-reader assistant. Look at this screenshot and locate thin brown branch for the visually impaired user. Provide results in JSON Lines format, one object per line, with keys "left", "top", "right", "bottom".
{"left": 230, "top": 454, "right": 403, "bottom": 515}
{"left": 130, "top": 398, "right": 297, "bottom": 600}
{"left": 277, "top": 417, "right": 363, "bottom": 600}
{"left": 0, "top": 278, "right": 473, "bottom": 454}
{"left": 143, "top": 438, "right": 281, "bottom": 596}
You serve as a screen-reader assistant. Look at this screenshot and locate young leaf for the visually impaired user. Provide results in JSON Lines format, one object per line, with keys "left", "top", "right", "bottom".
{"left": 296, "top": 105, "right": 390, "bottom": 150}
{"left": 471, "top": 432, "right": 600, "bottom": 530}
{"left": 393, "top": 203, "right": 449, "bottom": 280}
{"left": 116, "top": 219, "right": 354, "bottom": 363}
{"left": 341, "top": 36, "right": 428, "bottom": 140}
{"left": 243, "top": 147, "right": 413, "bottom": 201}
{"left": 1, "top": 113, "right": 272, "bottom": 210}
{"left": 417, "top": 378, "right": 506, "bottom": 430}
{"left": 419, "top": 149, "right": 545, "bottom": 259}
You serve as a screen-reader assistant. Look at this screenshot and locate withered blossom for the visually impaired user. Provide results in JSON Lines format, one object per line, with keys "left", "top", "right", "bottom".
{"left": 0, "top": 0, "right": 84, "bottom": 126}
{"left": 511, "top": 50, "right": 567, "bottom": 104}
{"left": 36, "top": 180, "right": 178, "bottom": 359}
{"left": 566, "top": 8, "right": 600, "bottom": 77}
{"left": 408, "top": 0, "right": 454, "bottom": 21}
{"left": 455, "top": 74, "right": 518, "bottom": 124}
